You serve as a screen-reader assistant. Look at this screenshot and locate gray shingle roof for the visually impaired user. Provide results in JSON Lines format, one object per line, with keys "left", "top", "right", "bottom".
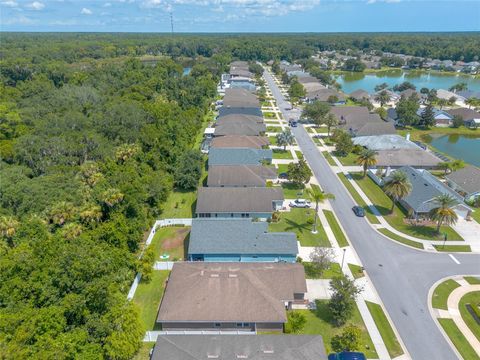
{"left": 216, "top": 113, "right": 264, "bottom": 124}
{"left": 218, "top": 106, "right": 263, "bottom": 118}
{"left": 445, "top": 165, "right": 480, "bottom": 195}
{"left": 375, "top": 149, "right": 441, "bottom": 168}
{"left": 331, "top": 107, "right": 396, "bottom": 136}
{"left": 353, "top": 135, "right": 419, "bottom": 150}
{"left": 210, "top": 135, "right": 270, "bottom": 149}
{"left": 207, "top": 165, "right": 277, "bottom": 187}
{"left": 157, "top": 262, "right": 306, "bottom": 323}
{"left": 446, "top": 108, "right": 480, "bottom": 121}
{"left": 196, "top": 187, "right": 284, "bottom": 214}
{"left": 223, "top": 88, "right": 259, "bottom": 107}
{"left": 151, "top": 335, "right": 327, "bottom": 360}
{"left": 393, "top": 167, "right": 463, "bottom": 213}
{"left": 188, "top": 218, "right": 298, "bottom": 255}
{"left": 349, "top": 89, "right": 369, "bottom": 100}
{"left": 208, "top": 148, "right": 272, "bottom": 166}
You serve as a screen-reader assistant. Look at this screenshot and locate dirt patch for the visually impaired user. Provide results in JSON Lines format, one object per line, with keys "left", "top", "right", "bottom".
{"left": 162, "top": 227, "right": 189, "bottom": 250}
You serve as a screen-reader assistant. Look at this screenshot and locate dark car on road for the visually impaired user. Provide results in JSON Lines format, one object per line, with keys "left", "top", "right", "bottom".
{"left": 328, "top": 352, "right": 366, "bottom": 360}
{"left": 289, "top": 119, "right": 298, "bottom": 127}
{"left": 352, "top": 205, "right": 365, "bottom": 217}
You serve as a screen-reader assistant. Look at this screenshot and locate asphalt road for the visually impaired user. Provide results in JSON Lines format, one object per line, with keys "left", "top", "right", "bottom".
{"left": 264, "top": 70, "right": 480, "bottom": 359}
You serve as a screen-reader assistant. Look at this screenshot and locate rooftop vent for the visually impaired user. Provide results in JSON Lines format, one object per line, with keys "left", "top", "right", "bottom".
{"left": 207, "top": 355, "right": 219, "bottom": 359}
{"left": 263, "top": 350, "right": 274, "bottom": 354}
{"left": 236, "top": 355, "right": 248, "bottom": 359}
{"left": 229, "top": 274, "right": 238, "bottom": 278}
{"left": 210, "top": 274, "right": 220, "bottom": 278}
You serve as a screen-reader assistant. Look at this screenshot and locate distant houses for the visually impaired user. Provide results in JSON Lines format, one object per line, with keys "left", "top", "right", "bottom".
{"left": 445, "top": 165, "right": 480, "bottom": 203}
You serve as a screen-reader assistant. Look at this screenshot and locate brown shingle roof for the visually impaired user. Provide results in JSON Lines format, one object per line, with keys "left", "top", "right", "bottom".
{"left": 446, "top": 108, "right": 480, "bottom": 121}
{"left": 375, "top": 149, "right": 441, "bottom": 167}
{"left": 157, "top": 262, "right": 306, "bottom": 323}
{"left": 214, "top": 121, "right": 266, "bottom": 136}
{"left": 307, "top": 88, "right": 346, "bottom": 102}
{"left": 217, "top": 113, "right": 264, "bottom": 124}
{"left": 223, "top": 88, "right": 259, "bottom": 108}
{"left": 207, "top": 165, "right": 277, "bottom": 187}
{"left": 196, "top": 187, "right": 284, "bottom": 214}
{"left": 331, "top": 107, "right": 396, "bottom": 136}
{"left": 210, "top": 135, "right": 270, "bottom": 149}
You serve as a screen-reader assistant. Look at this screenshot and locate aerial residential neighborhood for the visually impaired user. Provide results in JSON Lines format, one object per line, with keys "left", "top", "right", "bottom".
{"left": 1, "top": 2, "right": 480, "bottom": 360}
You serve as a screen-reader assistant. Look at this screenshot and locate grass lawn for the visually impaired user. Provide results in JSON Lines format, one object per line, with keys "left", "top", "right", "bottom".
{"left": 366, "top": 301, "right": 404, "bottom": 358}
{"left": 471, "top": 209, "right": 480, "bottom": 224}
{"left": 432, "top": 279, "right": 461, "bottom": 310}
{"left": 434, "top": 244, "right": 472, "bottom": 252}
{"left": 150, "top": 226, "right": 190, "bottom": 261}
{"left": 322, "top": 151, "right": 337, "bottom": 166}
{"left": 276, "top": 163, "right": 290, "bottom": 175}
{"left": 132, "top": 270, "right": 170, "bottom": 330}
{"left": 323, "top": 137, "right": 335, "bottom": 146}
{"left": 267, "top": 126, "right": 281, "bottom": 133}
{"left": 295, "top": 150, "right": 303, "bottom": 159}
{"left": 281, "top": 182, "right": 308, "bottom": 199}
{"left": 269, "top": 208, "right": 330, "bottom": 247}
{"left": 465, "top": 277, "right": 480, "bottom": 285}
{"left": 303, "top": 262, "right": 342, "bottom": 279}
{"left": 348, "top": 263, "right": 365, "bottom": 279}
{"left": 313, "top": 137, "right": 322, "bottom": 146}
{"left": 133, "top": 342, "right": 155, "bottom": 360}
{"left": 269, "top": 135, "right": 277, "bottom": 145}
{"left": 316, "top": 127, "right": 329, "bottom": 133}
{"left": 294, "top": 300, "right": 378, "bottom": 358}
{"left": 272, "top": 148, "right": 294, "bottom": 160}
{"left": 351, "top": 173, "right": 463, "bottom": 241}
{"left": 438, "top": 318, "right": 480, "bottom": 360}
{"left": 377, "top": 228, "right": 424, "bottom": 249}
{"left": 337, "top": 173, "right": 380, "bottom": 224}
{"left": 323, "top": 210, "right": 349, "bottom": 247}
{"left": 334, "top": 152, "right": 358, "bottom": 166}
{"left": 263, "top": 112, "right": 277, "bottom": 119}
{"left": 459, "top": 291, "right": 480, "bottom": 343}
{"left": 307, "top": 127, "right": 316, "bottom": 133}
{"left": 161, "top": 189, "right": 197, "bottom": 218}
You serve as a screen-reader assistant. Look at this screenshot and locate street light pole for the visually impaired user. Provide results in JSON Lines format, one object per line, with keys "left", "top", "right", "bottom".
{"left": 341, "top": 248, "right": 347, "bottom": 270}
{"left": 443, "top": 233, "right": 447, "bottom": 249}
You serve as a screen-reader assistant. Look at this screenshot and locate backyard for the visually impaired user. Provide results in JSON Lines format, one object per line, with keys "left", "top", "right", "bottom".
{"left": 351, "top": 172, "right": 463, "bottom": 241}
{"left": 150, "top": 226, "right": 190, "bottom": 261}
{"left": 269, "top": 208, "right": 330, "bottom": 247}
{"left": 292, "top": 300, "right": 378, "bottom": 358}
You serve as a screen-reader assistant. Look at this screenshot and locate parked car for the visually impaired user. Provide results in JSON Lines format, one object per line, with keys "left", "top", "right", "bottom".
{"left": 289, "top": 119, "right": 298, "bottom": 127}
{"left": 352, "top": 205, "right": 365, "bottom": 217}
{"left": 289, "top": 199, "right": 311, "bottom": 208}
{"left": 278, "top": 172, "right": 289, "bottom": 180}
{"left": 328, "top": 352, "right": 366, "bottom": 360}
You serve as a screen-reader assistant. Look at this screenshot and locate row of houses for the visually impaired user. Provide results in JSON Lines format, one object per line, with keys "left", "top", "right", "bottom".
{"left": 152, "top": 63, "right": 318, "bottom": 357}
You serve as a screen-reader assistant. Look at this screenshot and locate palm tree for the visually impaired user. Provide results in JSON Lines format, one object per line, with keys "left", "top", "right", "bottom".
{"left": 383, "top": 171, "right": 412, "bottom": 214}
{"left": 0, "top": 216, "right": 19, "bottom": 248}
{"left": 374, "top": 90, "right": 391, "bottom": 107}
{"left": 356, "top": 149, "right": 377, "bottom": 178}
{"left": 47, "top": 201, "right": 75, "bottom": 226}
{"left": 428, "top": 194, "right": 458, "bottom": 234}
{"left": 306, "top": 186, "right": 335, "bottom": 234}
{"left": 465, "top": 97, "right": 477, "bottom": 109}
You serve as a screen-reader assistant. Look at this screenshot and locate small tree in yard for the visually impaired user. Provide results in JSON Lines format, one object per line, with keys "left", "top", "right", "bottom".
{"left": 285, "top": 311, "right": 306, "bottom": 334}
{"left": 306, "top": 186, "right": 335, "bottom": 234}
{"left": 302, "top": 101, "right": 331, "bottom": 127}
{"left": 324, "top": 112, "right": 339, "bottom": 137}
{"left": 328, "top": 276, "right": 362, "bottom": 326}
{"left": 287, "top": 159, "right": 312, "bottom": 186}
{"left": 419, "top": 104, "right": 435, "bottom": 128}
{"left": 331, "top": 325, "right": 362, "bottom": 352}
{"left": 452, "top": 114, "right": 464, "bottom": 128}
{"left": 356, "top": 149, "right": 377, "bottom": 178}
{"left": 309, "top": 247, "right": 335, "bottom": 277}
{"left": 438, "top": 162, "right": 451, "bottom": 175}
{"left": 139, "top": 246, "right": 155, "bottom": 282}
{"left": 288, "top": 80, "right": 306, "bottom": 103}
{"left": 334, "top": 130, "right": 354, "bottom": 156}
{"left": 276, "top": 129, "right": 295, "bottom": 151}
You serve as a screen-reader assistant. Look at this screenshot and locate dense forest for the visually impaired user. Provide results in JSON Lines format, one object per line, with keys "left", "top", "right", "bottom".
{"left": 0, "top": 32, "right": 478, "bottom": 359}
{"left": 0, "top": 35, "right": 218, "bottom": 359}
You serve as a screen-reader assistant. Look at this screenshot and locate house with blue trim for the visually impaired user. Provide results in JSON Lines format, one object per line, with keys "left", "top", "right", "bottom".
{"left": 188, "top": 218, "right": 298, "bottom": 262}
{"left": 208, "top": 148, "right": 272, "bottom": 167}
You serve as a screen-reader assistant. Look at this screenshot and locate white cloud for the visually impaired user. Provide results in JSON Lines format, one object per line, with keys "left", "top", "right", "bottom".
{"left": 367, "top": 0, "right": 401, "bottom": 4}
{"left": 1, "top": 0, "right": 19, "bottom": 7}
{"left": 81, "top": 7, "right": 92, "bottom": 14}
{"left": 26, "top": 1, "right": 45, "bottom": 10}
{"left": 3, "top": 14, "right": 35, "bottom": 24}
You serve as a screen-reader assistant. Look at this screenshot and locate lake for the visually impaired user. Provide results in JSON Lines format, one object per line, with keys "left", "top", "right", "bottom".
{"left": 427, "top": 134, "right": 480, "bottom": 167}
{"left": 334, "top": 70, "right": 480, "bottom": 94}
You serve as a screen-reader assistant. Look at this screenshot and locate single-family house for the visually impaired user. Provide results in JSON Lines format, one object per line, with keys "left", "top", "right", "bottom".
{"left": 388, "top": 167, "right": 471, "bottom": 219}
{"left": 349, "top": 89, "right": 370, "bottom": 102}
{"left": 207, "top": 165, "right": 277, "bottom": 187}
{"left": 436, "top": 89, "right": 465, "bottom": 102}
{"left": 306, "top": 88, "right": 346, "bottom": 104}
{"left": 187, "top": 218, "right": 298, "bottom": 262}
{"left": 156, "top": 262, "right": 307, "bottom": 332}
{"left": 210, "top": 135, "right": 270, "bottom": 149}
{"left": 208, "top": 148, "right": 272, "bottom": 167}
{"left": 223, "top": 88, "right": 260, "bottom": 108}
{"left": 330, "top": 106, "right": 396, "bottom": 136}
{"left": 446, "top": 108, "right": 480, "bottom": 128}
{"left": 214, "top": 120, "right": 266, "bottom": 136}
{"left": 416, "top": 107, "right": 453, "bottom": 127}
{"left": 196, "top": 187, "right": 284, "bottom": 219}
{"left": 150, "top": 335, "right": 327, "bottom": 360}
{"left": 445, "top": 165, "right": 480, "bottom": 203}
{"left": 352, "top": 134, "right": 419, "bottom": 151}
{"left": 230, "top": 61, "right": 253, "bottom": 79}
{"left": 216, "top": 113, "right": 264, "bottom": 124}
{"left": 374, "top": 149, "right": 441, "bottom": 169}
{"left": 218, "top": 106, "right": 263, "bottom": 118}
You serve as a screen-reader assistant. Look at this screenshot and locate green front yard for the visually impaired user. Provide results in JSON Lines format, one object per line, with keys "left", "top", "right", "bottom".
{"left": 303, "top": 262, "right": 342, "bottom": 279}
{"left": 276, "top": 163, "right": 290, "bottom": 175}
{"left": 132, "top": 270, "right": 170, "bottom": 330}
{"left": 266, "top": 126, "right": 281, "bottom": 133}
{"left": 348, "top": 263, "right": 365, "bottom": 279}
{"left": 263, "top": 112, "right": 277, "bottom": 119}
{"left": 351, "top": 173, "right": 463, "bottom": 241}
{"left": 324, "top": 209, "right": 349, "bottom": 247}
{"left": 432, "top": 279, "right": 461, "bottom": 310}
{"left": 280, "top": 182, "right": 308, "bottom": 199}
{"left": 322, "top": 151, "right": 337, "bottom": 166}
{"left": 334, "top": 151, "right": 358, "bottom": 166}
{"left": 272, "top": 148, "right": 294, "bottom": 159}
{"left": 366, "top": 301, "right": 403, "bottom": 358}
{"left": 269, "top": 208, "right": 330, "bottom": 247}
{"left": 337, "top": 173, "right": 380, "bottom": 224}
{"left": 438, "top": 318, "right": 480, "bottom": 360}
{"left": 293, "top": 300, "right": 378, "bottom": 358}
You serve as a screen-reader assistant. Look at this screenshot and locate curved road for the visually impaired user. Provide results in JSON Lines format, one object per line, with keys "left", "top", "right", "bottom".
{"left": 264, "top": 69, "right": 480, "bottom": 359}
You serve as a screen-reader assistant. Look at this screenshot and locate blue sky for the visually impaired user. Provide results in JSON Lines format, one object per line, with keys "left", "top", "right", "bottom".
{"left": 1, "top": 0, "right": 479, "bottom": 32}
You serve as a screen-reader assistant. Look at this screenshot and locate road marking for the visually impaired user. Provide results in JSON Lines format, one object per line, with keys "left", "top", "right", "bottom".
{"left": 449, "top": 254, "right": 461, "bottom": 264}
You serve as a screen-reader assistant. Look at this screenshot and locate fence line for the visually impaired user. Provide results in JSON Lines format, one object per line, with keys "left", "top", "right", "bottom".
{"left": 144, "top": 330, "right": 256, "bottom": 342}
{"left": 127, "top": 218, "right": 192, "bottom": 300}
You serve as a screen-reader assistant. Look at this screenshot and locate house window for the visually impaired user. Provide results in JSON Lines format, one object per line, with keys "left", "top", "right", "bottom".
{"left": 214, "top": 323, "right": 221, "bottom": 328}
{"left": 231, "top": 213, "right": 234, "bottom": 217}
{"left": 236, "top": 323, "right": 242, "bottom": 327}
{"left": 243, "top": 323, "right": 250, "bottom": 327}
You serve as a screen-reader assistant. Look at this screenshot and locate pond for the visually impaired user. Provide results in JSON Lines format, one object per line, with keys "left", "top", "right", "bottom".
{"left": 183, "top": 67, "right": 191, "bottom": 76}
{"left": 334, "top": 70, "right": 480, "bottom": 94}
{"left": 426, "top": 134, "right": 480, "bottom": 167}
